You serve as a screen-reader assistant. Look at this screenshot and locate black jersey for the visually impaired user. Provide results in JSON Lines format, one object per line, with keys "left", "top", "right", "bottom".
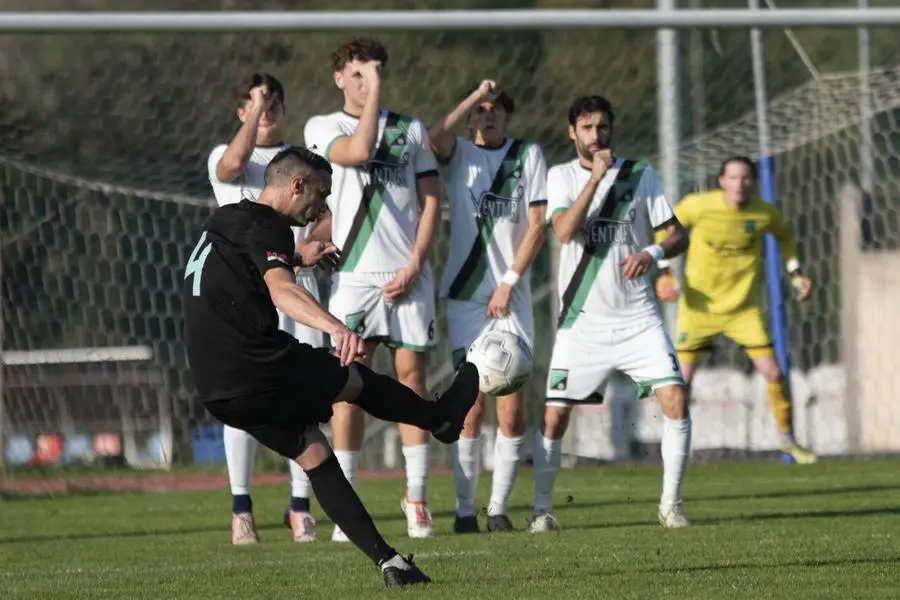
{"left": 184, "top": 199, "right": 305, "bottom": 401}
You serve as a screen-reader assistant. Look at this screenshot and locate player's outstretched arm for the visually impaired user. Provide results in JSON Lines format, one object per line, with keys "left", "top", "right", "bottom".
{"left": 551, "top": 150, "right": 613, "bottom": 243}
{"left": 327, "top": 62, "right": 382, "bottom": 166}
{"left": 263, "top": 268, "right": 364, "bottom": 364}
{"left": 767, "top": 206, "right": 813, "bottom": 301}
{"left": 217, "top": 83, "right": 272, "bottom": 182}
{"left": 428, "top": 79, "right": 496, "bottom": 162}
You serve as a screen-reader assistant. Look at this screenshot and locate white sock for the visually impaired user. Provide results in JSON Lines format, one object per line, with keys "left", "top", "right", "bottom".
{"left": 401, "top": 444, "right": 430, "bottom": 502}
{"left": 488, "top": 433, "right": 524, "bottom": 517}
{"left": 661, "top": 415, "right": 692, "bottom": 505}
{"left": 532, "top": 433, "right": 562, "bottom": 514}
{"left": 334, "top": 450, "right": 360, "bottom": 490}
{"left": 288, "top": 459, "right": 310, "bottom": 499}
{"left": 224, "top": 425, "right": 257, "bottom": 496}
{"left": 452, "top": 436, "right": 481, "bottom": 517}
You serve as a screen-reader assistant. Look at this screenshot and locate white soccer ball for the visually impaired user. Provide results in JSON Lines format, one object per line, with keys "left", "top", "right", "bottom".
{"left": 466, "top": 330, "right": 533, "bottom": 397}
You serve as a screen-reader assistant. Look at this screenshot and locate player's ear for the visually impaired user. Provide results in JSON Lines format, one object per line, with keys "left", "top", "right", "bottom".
{"left": 236, "top": 105, "right": 247, "bottom": 123}
{"left": 333, "top": 71, "right": 344, "bottom": 90}
{"left": 291, "top": 176, "right": 303, "bottom": 196}
{"left": 568, "top": 124, "right": 576, "bottom": 142}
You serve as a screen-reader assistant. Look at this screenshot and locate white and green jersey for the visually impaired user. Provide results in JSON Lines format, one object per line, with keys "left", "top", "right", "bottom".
{"left": 547, "top": 157, "right": 674, "bottom": 330}
{"left": 438, "top": 137, "right": 548, "bottom": 303}
{"left": 303, "top": 110, "right": 438, "bottom": 273}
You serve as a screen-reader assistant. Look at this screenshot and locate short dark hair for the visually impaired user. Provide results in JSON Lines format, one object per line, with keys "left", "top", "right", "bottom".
{"left": 237, "top": 73, "right": 285, "bottom": 108}
{"left": 332, "top": 36, "right": 389, "bottom": 72}
{"left": 567, "top": 95, "right": 615, "bottom": 127}
{"left": 264, "top": 146, "right": 332, "bottom": 187}
{"left": 719, "top": 155, "right": 757, "bottom": 180}
{"left": 466, "top": 85, "right": 515, "bottom": 114}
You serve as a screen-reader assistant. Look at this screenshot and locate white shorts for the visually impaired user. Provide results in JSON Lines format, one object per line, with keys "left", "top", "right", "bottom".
{"left": 329, "top": 267, "right": 437, "bottom": 352}
{"left": 278, "top": 269, "right": 325, "bottom": 348}
{"left": 446, "top": 295, "right": 534, "bottom": 369}
{"left": 545, "top": 319, "right": 684, "bottom": 406}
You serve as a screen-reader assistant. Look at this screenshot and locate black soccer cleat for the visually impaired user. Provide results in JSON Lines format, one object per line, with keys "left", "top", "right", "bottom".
{"left": 487, "top": 514, "right": 516, "bottom": 533}
{"left": 453, "top": 514, "right": 480, "bottom": 534}
{"left": 431, "top": 362, "right": 479, "bottom": 444}
{"left": 381, "top": 554, "right": 432, "bottom": 587}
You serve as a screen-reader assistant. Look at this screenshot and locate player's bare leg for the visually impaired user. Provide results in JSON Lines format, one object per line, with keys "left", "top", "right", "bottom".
{"left": 393, "top": 347, "right": 435, "bottom": 538}
{"left": 452, "top": 391, "right": 487, "bottom": 533}
{"left": 655, "top": 383, "right": 693, "bottom": 528}
{"left": 486, "top": 390, "right": 526, "bottom": 532}
{"left": 327, "top": 340, "right": 376, "bottom": 542}
{"left": 528, "top": 404, "right": 572, "bottom": 533}
{"left": 751, "top": 352, "right": 817, "bottom": 465}
{"left": 294, "top": 424, "right": 430, "bottom": 588}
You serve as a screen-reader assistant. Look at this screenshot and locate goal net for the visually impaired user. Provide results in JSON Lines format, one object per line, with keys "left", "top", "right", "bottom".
{"left": 2, "top": 3, "right": 899, "bottom": 486}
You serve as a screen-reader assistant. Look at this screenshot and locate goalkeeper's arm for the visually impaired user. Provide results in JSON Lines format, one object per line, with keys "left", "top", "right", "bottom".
{"left": 767, "top": 206, "right": 813, "bottom": 302}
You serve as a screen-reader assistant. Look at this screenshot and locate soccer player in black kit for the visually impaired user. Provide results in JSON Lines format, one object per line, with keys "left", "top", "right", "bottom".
{"left": 183, "top": 146, "right": 479, "bottom": 587}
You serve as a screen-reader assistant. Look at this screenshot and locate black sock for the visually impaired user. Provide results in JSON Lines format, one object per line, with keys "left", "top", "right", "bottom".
{"left": 351, "top": 364, "right": 439, "bottom": 430}
{"left": 290, "top": 496, "right": 310, "bottom": 512}
{"left": 232, "top": 494, "right": 252, "bottom": 514}
{"left": 306, "top": 453, "right": 396, "bottom": 565}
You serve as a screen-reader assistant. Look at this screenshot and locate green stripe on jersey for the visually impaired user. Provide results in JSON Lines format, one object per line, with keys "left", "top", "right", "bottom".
{"left": 340, "top": 112, "right": 412, "bottom": 272}
{"left": 558, "top": 162, "right": 646, "bottom": 329}
{"left": 448, "top": 141, "right": 530, "bottom": 300}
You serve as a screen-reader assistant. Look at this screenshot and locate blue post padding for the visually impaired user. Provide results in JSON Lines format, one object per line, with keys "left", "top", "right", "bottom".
{"left": 757, "top": 155, "right": 792, "bottom": 379}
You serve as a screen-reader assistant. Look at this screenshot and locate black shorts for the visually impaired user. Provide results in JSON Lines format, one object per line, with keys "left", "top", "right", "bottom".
{"left": 203, "top": 345, "right": 348, "bottom": 459}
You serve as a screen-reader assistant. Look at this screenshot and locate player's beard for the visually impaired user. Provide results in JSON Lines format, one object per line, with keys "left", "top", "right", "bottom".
{"left": 576, "top": 140, "right": 595, "bottom": 163}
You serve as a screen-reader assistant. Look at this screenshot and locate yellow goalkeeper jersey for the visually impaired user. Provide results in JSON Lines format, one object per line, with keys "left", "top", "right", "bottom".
{"left": 672, "top": 189, "right": 798, "bottom": 315}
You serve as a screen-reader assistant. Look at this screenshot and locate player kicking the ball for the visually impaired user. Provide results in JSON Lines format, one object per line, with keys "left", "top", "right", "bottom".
{"left": 184, "top": 147, "right": 479, "bottom": 587}
{"left": 303, "top": 37, "right": 442, "bottom": 539}
{"left": 655, "top": 156, "right": 816, "bottom": 464}
{"left": 428, "top": 80, "right": 548, "bottom": 533}
{"left": 530, "top": 96, "right": 693, "bottom": 532}
{"left": 207, "top": 73, "right": 338, "bottom": 544}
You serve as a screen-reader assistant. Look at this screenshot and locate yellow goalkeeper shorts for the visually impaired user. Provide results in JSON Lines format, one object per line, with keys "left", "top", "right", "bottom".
{"left": 675, "top": 304, "right": 774, "bottom": 363}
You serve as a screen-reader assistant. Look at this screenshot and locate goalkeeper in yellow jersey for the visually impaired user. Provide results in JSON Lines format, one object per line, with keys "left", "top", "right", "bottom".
{"left": 655, "top": 156, "right": 816, "bottom": 464}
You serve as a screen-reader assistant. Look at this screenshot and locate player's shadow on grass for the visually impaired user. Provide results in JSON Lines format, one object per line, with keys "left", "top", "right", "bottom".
{"left": 497, "top": 481, "right": 900, "bottom": 516}
{"left": 576, "top": 505, "right": 900, "bottom": 531}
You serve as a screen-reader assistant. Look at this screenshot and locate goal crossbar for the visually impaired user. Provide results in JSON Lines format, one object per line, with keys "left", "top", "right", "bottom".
{"left": 1, "top": 9, "right": 900, "bottom": 32}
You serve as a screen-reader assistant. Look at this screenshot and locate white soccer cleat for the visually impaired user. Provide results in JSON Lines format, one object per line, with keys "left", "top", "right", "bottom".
{"left": 527, "top": 511, "right": 558, "bottom": 534}
{"left": 231, "top": 512, "right": 260, "bottom": 545}
{"left": 401, "top": 495, "right": 436, "bottom": 538}
{"left": 283, "top": 507, "right": 318, "bottom": 543}
{"left": 331, "top": 525, "right": 350, "bottom": 543}
{"left": 658, "top": 501, "right": 692, "bottom": 528}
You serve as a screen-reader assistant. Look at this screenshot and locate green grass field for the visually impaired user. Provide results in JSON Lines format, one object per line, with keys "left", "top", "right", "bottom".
{"left": 1, "top": 459, "right": 899, "bottom": 599}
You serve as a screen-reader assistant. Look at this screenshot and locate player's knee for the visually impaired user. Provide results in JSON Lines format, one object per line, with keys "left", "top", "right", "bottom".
{"left": 496, "top": 395, "right": 525, "bottom": 437}
{"left": 659, "top": 384, "right": 689, "bottom": 420}
{"left": 462, "top": 393, "right": 486, "bottom": 437}
{"left": 295, "top": 426, "right": 331, "bottom": 471}
{"left": 543, "top": 405, "right": 571, "bottom": 438}
{"left": 393, "top": 352, "right": 426, "bottom": 391}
